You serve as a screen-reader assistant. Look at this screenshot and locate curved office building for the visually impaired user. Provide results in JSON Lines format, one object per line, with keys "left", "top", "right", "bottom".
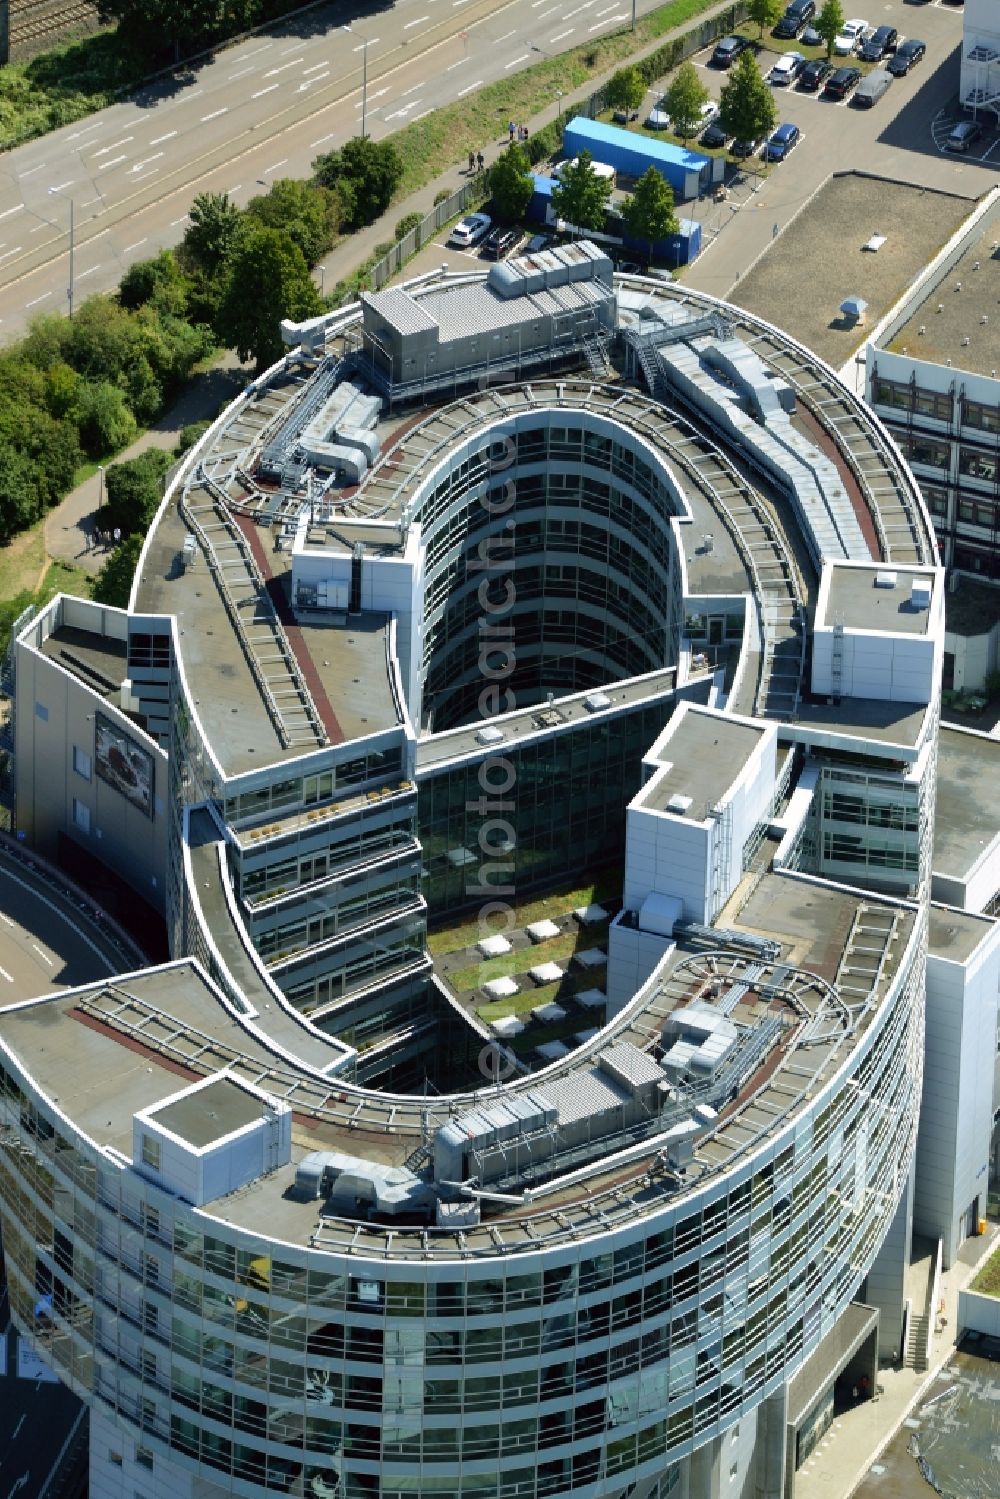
{"left": 3, "top": 247, "right": 965, "bottom": 1499}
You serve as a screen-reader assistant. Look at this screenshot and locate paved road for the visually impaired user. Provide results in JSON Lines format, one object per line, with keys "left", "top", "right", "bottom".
{"left": 0, "top": 844, "right": 132, "bottom": 998}
{"left": 0, "top": 0, "right": 672, "bottom": 339}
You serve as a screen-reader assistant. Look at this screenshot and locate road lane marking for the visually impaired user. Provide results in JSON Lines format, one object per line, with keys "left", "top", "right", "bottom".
{"left": 31, "top": 942, "right": 53, "bottom": 964}
{"left": 149, "top": 130, "right": 177, "bottom": 144}
{"left": 310, "top": 133, "right": 337, "bottom": 148}
{"left": 457, "top": 78, "right": 484, "bottom": 95}
{"left": 303, "top": 61, "right": 330, "bottom": 74}
{"left": 494, "top": 27, "right": 516, "bottom": 39}
{"left": 201, "top": 108, "right": 229, "bottom": 121}
{"left": 590, "top": 11, "right": 625, "bottom": 24}
{"left": 50, "top": 179, "right": 75, "bottom": 192}
{"left": 0, "top": 966, "right": 12, "bottom": 984}
{"left": 131, "top": 153, "right": 164, "bottom": 173}
{"left": 77, "top": 265, "right": 101, "bottom": 278}
{"left": 401, "top": 82, "right": 424, "bottom": 95}
{"left": 0, "top": 247, "right": 24, "bottom": 262}
{"left": 25, "top": 292, "right": 51, "bottom": 306}
{"left": 263, "top": 55, "right": 305, "bottom": 75}
{"left": 550, "top": 26, "right": 575, "bottom": 40}
{"left": 505, "top": 52, "right": 531, "bottom": 67}
{"left": 262, "top": 159, "right": 288, "bottom": 174}
{"left": 446, "top": 58, "right": 465, "bottom": 69}
{"left": 170, "top": 215, "right": 189, "bottom": 225}
{"left": 251, "top": 83, "right": 279, "bottom": 98}
{"left": 228, "top": 65, "right": 256, "bottom": 80}
{"left": 92, "top": 136, "right": 133, "bottom": 157}
{"left": 124, "top": 237, "right": 147, "bottom": 252}
{"left": 98, "top": 155, "right": 128, "bottom": 170}
{"left": 242, "top": 42, "right": 273, "bottom": 57}
{"left": 0, "top": 207, "right": 23, "bottom": 220}
{"left": 20, "top": 163, "right": 48, "bottom": 178}
{"left": 404, "top": 13, "right": 430, "bottom": 25}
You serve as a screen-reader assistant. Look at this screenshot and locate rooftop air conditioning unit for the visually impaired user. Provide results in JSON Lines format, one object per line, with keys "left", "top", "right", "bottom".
{"left": 476, "top": 726, "right": 505, "bottom": 746}
{"left": 910, "top": 579, "right": 932, "bottom": 610}
{"left": 874, "top": 570, "right": 897, "bottom": 589}
{"left": 667, "top": 793, "right": 693, "bottom": 815}
{"left": 584, "top": 692, "right": 612, "bottom": 713}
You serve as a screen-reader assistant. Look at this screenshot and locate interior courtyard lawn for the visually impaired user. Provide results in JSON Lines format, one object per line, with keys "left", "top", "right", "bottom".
{"left": 426, "top": 868, "right": 620, "bottom": 958}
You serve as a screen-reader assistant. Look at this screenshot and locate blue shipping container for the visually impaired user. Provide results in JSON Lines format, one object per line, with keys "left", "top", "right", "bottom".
{"left": 562, "top": 117, "right": 711, "bottom": 201}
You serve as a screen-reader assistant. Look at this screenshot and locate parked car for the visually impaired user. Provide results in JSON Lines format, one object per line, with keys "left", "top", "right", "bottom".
{"left": 711, "top": 34, "right": 751, "bottom": 66}
{"left": 859, "top": 24, "right": 898, "bottom": 61}
{"left": 833, "top": 19, "right": 868, "bottom": 54}
{"left": 613, "top": 107, "right": 639, "bottom": 122}
{"left": 764, "top": 122, "right": 800, "bottom": 160}
{"left": 945, "top": 119, "right": 984, "bottom": 153}
{"left": 853, "top": 67, "right": 893, "bottom": 107}
{"left": 482, "top": 226, "right": 521, "bottom": 260}
{"left": 731, "top": 136, "right": 762, "bottom": 157}
{"left": 773, "top": 0, "right": 815, "bottom": 38}
{"left": 825, "top": 65, "right": 862, "bottom": 98}
{"left": 770, "top": 51, "right": 806, "bottom": 84}
{"left": 700, "top": 120, "right": 730, "bottom": 148}
{"left": 450, "top": 212, "right": 492, "bottom": 248}
{"left": 800, "top": 22, "right": 822, "bottom": 45}
{"left": 798, "top": 57, "right": 832, "bottom": 89}
{"left": 524, "top": 233, "right": 552, "bottom": 254}
{"left": 645, "top": 101, "right": 672, "bottom": 128}
{"left": 698, "top": 99, "right": 719, "bottom": 125}
{"left": 887, "top": 38, "right": 926, "bottom": 76}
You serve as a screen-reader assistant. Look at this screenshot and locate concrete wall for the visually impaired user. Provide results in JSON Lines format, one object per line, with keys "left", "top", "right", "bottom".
{"left": 865, "top": 1163, "right": 913, "bottom": 1360}
{"left": 957, "top": 1286, "right": 1000, "bottom": 1336}
{"left": 945, "top": 615, "right": 1000, "bottom": 695}
{"left": 914, "top": 918, "right": 1000, "bottom": 1266}
{"left": 15, "top": 614, "right": 169, "bottom": 912}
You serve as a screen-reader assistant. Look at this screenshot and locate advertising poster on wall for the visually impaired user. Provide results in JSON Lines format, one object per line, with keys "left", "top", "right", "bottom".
{"left": 95, "top": 713, "right": 154, "bottom": 818}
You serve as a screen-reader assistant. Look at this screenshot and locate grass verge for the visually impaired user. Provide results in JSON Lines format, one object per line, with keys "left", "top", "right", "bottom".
{"left": 389, "top": 0, "right": 746, "bottom": 198}
{"left": 426, "top": 869, "right": 619, "bottom": 956}
{"left": 0, "top": 524, "right": 92, "bottom": 659}
{"left": 971, "top": 1244, "right": 1000, "bottom": 1299}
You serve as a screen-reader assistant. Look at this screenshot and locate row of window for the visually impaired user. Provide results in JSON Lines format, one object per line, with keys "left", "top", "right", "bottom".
{"left": 873, "top": 377, "right": 1000, "bottom": 435}
{"left": 223, "top": 747, "right": 404, "bottom": 826}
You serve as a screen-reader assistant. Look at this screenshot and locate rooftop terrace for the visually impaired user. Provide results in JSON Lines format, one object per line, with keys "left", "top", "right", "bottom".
{"left": 933, "top": 725, "right": 1000, "bottom": 882}
{"left": 889, "top": 211, "right": 1000, "bottom": 380}
{"left": 0, "top": 860, "right": 917, "bottom": 1258}
{"left": 638, "top": 709, "right": 767, "bottom": 821}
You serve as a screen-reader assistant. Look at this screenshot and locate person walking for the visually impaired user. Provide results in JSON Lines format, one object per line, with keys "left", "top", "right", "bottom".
{"left": 468, "top": 151, "right": 476, "bottom": 173}
{"left": 477, "top": 151, "right": 485, "bottom": 172}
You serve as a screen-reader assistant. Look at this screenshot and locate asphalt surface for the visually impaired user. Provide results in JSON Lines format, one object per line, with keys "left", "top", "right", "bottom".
{"left": 0, "top": 0, "right": 674, "bottom": 338}
{"left": 0, "top": 843, "right": 132, "bottom": 998}
{"left": 680, "top": 0, "right": 997, "bottom": 300}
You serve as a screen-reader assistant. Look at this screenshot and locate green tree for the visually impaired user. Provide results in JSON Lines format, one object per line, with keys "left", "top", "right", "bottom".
{"left": 0, "top": 451, "right": 43, "bottom": 543}
{"left": 550, "top": 151, "right": 612, "bottom": 233}
{"left": 488, "top": 143, "right": 534, "bottom": 223}
{"left": 663, "top": 62, "right": 710, "bottom": 141}
{"left": 605, "top": 66, "right": 645, "bottom": 124}
{"left": 621, "top": 167, "right": 678, "bottom": 261}
{"left": 183, "top": 192, "right": 245, "bottom": 276}
{"left": 95, "top": 0, "right": 260, "bottom": 59}
{"left": 96, "top": 449, "right": 173, "bottom": 537}
{"left": 93, "top": 533, "right": 145, "bottom": 608}
{"left": 747, "top": 0, "right": 782, "bottom": 38}
{"left": 718, "top": 50, "right": 776, "bottom": 145}
{"left": 118, "top": 250, "right": 188, "bottom": 314}
{"left": 215, "top": 227, "right": 322, "bottom": 372}
{"left": 312, "top": 137, "right": 403, "bottom": 230}
{"left": 73, "top": 380, "right": 137, "bottom": 456}
{"left": 815, "top": 0, "right": 845, "bottom": 57}
{"left": 245, "top": 178, "right": 340, "bottom": 267}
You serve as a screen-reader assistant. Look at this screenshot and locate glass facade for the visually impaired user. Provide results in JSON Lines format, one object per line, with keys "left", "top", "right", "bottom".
{"left": 0, "top": 920, "right": 924, "bottom": 1499}
{"left": 418, "top": 697, "right": 678, "bottom": 920}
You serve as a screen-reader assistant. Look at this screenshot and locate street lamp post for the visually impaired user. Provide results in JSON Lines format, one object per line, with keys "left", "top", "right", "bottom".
{"left": 631, "top": 0, "right": 636, "bottom": 30}
{"left": 48, "top": 186, "right": 74, "bottom": 319}
{"left": 343, "top": 26, "right": 369, "bottom": 139}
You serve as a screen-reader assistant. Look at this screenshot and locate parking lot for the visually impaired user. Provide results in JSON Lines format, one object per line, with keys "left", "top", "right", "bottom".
{"left": 389, "top": 0, "right": 996, "bottom": 301}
